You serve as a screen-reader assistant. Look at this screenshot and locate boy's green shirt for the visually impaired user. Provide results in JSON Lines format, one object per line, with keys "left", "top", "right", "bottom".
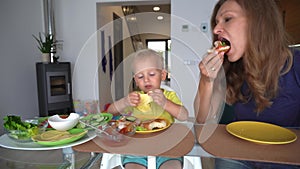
{"left": 123, "top": 89, "right": 183, "bottom": 123}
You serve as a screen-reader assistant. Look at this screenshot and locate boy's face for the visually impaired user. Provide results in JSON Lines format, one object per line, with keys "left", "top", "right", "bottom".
{"left": 133, "top": 59, "right": 166, "bottom": 93}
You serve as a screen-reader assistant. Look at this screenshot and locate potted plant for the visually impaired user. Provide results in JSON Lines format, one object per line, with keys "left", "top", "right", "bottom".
{"left": 33, "top": 32, "right": 54, "bottom": 63}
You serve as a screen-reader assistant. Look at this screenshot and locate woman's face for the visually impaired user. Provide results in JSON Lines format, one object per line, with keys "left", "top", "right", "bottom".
{"left": 213, "top": 0, "right": 248, "bottom": 62}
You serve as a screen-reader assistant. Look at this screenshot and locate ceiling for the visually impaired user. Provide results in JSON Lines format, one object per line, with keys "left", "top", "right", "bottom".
{"left": 130, "top": 4, "right": 170, "bottom": 14}
{"left": 121, "top": 4, "right": 171, "bottom": 41}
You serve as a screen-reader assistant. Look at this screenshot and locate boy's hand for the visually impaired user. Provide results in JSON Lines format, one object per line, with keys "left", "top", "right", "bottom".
{"left": 125, "top": 92, "right": 140, "bottom": 107}
{"left": 148, "top": 89, "right": 167, "bottom": 108}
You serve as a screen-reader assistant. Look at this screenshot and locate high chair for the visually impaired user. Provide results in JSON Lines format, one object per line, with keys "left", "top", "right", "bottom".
{"left": 100, "top": 154, "right": 202, "bottom": 169}
{"left": 99, "top": 84, "right": 202, "bottom": 169}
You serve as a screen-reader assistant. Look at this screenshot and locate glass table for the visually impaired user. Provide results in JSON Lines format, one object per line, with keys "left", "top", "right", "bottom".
{"left": 1, "top": 121, "right": 298, "bottom": 168}
{"left": 73, "top": 122, "right": 300, "bottom": 168}
{"left": 0, "top": 130, "right": 97, "bottom": 169}
{"left": 72, "top": 123, "right": 196, "bottom": 157}
{"left": 194, "top": 124, "right": 300, "bottom": 166}
{"left": 0, "top": 147, "right": 99, "bottom": 169}
{"left": 72, "top": 122, "right": 209, "bottom": 169}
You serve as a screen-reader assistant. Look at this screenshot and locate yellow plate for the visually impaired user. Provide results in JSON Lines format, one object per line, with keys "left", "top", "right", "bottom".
{"left": 136, "top": 121, "right": 171, "bottom": 134}
{"left": 226, "top": 121, "right": 297, "bottom": 144}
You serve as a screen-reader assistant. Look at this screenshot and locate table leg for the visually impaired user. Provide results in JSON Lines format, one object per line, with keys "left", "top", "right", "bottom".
{"left": 58, "top": 147, "right": 75, "bottom": 169}
{"left": 80, "top": 152, "right": 103, "bottom": 169}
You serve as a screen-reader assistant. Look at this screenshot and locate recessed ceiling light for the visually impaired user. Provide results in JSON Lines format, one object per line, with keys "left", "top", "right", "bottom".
{"left": 157, "top": 16, "right": 164, "bottom": 20}
{"left": 153, "top": 6, "right": 160, "bottom": 11}
{"left": 127, "top": 16, "right": 137, "bottom": 21}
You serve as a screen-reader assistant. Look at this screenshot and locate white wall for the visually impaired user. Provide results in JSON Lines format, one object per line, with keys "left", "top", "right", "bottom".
{"left": 0, "top": 0, "right": 216, "bottom": 134}
{"left": 170, "top": 0, "right": 216, "bottom": 117}
{"left": 54, "top": 0, "right": 99, "bottom": 101}
{"left": 0, "top": 0, "right": 44, "bottom": 134}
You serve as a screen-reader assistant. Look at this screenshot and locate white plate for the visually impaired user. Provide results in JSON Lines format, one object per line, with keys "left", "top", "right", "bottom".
{"left": 0, "top": 130, "right": 96, "bottom": 150}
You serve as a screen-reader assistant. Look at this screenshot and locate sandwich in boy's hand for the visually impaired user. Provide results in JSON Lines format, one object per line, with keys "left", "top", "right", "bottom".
{"left": 136, "top": 94, "right": 153, "bottom": 112}
{"left": 208, "top": 40, "right": 230, "bottom": 54}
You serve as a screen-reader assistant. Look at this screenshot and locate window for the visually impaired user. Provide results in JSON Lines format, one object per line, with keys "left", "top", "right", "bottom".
{"left": 146, "top": 39, "right": 171, "bottom": 81}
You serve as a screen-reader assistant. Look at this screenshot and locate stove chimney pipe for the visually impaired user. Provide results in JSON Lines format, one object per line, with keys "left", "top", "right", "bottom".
{"left": 43, "top": 0, "right": 56, "bottom": 62}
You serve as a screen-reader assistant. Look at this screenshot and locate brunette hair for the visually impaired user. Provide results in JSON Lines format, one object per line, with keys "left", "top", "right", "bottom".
{"left": 210, "top": 0, "right": 293, "bottom": 112}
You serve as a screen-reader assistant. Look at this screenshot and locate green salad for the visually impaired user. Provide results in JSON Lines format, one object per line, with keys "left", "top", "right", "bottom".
{"left": 3, "top": 115, "right": 39, "bottom": 140}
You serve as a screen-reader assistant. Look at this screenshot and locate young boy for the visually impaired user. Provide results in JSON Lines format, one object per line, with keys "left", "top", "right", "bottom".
{"left": 107, "top": 49, "right": 188, "bottom": 169}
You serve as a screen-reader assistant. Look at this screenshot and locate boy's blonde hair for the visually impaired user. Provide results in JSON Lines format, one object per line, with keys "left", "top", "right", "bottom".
{"left": 131, "top": 49, "right": 165, "bottom": 73}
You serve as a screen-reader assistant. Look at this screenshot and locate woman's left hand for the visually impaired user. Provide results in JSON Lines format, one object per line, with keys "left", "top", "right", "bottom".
{"left": 148, "top": 89, "right": 167, "bottom": 108}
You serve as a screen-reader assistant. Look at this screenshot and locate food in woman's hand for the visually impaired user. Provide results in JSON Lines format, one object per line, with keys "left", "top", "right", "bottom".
{"left": 208, "top": 40, "right": 230, "bottom": 54}
{"left": 136, "top": 94, "right": 153, "bottom": 112}
{"left": 139, "top": 119, "right": 167, "bottom": 130}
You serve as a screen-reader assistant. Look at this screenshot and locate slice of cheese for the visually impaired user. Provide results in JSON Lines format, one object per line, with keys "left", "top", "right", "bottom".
{"left": 39, "top": 130, "right": 69, "bottom": 141}
{"left": 136, "top": 94, "right": 153, "bottom": 112}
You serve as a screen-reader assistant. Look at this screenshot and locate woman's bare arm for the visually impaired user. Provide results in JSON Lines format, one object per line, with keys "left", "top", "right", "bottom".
{"left": 194, "top": 52, "right": 225, "bottom": 123}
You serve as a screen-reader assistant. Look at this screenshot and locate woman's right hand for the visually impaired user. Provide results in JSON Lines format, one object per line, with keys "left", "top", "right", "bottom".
{"left": 199, "top": 51, "right": 224, "bottom": 81}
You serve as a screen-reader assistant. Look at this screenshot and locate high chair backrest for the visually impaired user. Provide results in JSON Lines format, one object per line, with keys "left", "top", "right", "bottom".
{"left": 160, "top": 84, "right": 174, "bottom": 91}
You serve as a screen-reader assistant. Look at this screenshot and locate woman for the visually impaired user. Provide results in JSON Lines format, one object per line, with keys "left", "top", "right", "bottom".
{"left": 194, "top": 0, "right": 300, "bottom": 168}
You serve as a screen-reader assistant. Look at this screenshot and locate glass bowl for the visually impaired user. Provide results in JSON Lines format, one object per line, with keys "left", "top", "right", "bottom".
{"left": 6, "top": 129, "right": 38, "bottom": 142}
{"left": 6, "top": 119, "right": 48, "bottom": 142}
{"left": 94, "top": 122, "right": 136, "bottom": 147}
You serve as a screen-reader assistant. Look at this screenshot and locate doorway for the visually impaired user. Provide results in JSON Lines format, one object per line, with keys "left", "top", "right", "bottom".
{"left": 113, "top": 13, "right": 124, "bottom": 100}
{"left": 146, "top": 39, "right": 171, "bottom": 82}
{"left": 97, "top": 1, "right": 171, "bottom": 109}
